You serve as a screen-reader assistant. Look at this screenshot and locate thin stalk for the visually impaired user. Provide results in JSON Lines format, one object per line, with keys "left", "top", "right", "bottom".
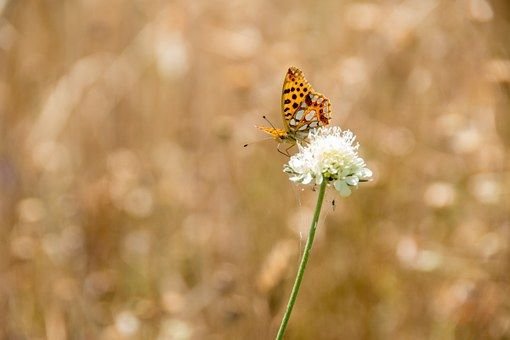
{"left": 276, "top": 180, "right": 327, "bottom": 339}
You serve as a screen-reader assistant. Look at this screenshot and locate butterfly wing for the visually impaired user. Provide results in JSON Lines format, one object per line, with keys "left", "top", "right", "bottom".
{"left": 287, "top": 92, "right": 331, "bottom": 134}
{"left": 281, "top": 67, "right": 332, "bottom": 136}
{"left": 281, "top": 67, "right": 311, "bottom": 129}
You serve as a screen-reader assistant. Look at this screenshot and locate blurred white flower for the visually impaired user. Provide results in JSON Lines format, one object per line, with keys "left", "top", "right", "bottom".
{"left": 284, "top": 127, "right": 372, "bottom": 197}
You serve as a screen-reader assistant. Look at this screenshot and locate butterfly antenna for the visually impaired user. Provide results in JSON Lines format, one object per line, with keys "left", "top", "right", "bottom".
{"left": 262, "top": 115, "right": 279, "bottom": 131}
{"left": 243, "top": 137, "right": 274, "bottom": 148}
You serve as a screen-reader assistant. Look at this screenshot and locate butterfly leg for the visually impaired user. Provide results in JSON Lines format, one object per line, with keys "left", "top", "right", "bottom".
{"left": 276, "top": 144, "right": 290, "bottom": 157}
{"left": 284, "top": 143, "right": 296, "bottom": 156}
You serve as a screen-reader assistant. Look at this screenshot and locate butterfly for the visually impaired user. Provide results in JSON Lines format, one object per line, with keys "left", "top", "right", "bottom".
{"left": 257, "top": 67, "right": 332, "bottom": 153}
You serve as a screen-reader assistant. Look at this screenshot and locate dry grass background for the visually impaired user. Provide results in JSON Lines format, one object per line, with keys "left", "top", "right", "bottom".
{"left": 1, "top": 0, "right": 510, "bottom": 339}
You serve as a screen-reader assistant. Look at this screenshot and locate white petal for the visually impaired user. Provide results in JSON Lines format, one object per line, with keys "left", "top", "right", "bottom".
{"left": 302, "top": 173, "right": 313, "bottom": 185}
{"left": 315, "top": 175, "right": 323, "bottom": 185}
{"left": 346, "top": 176, "right": 359, "bottom": 186}
{"left": 334, "top": 180, "right": 352, "bottom": 197}
{"left": 359, "top": 168, "right": 373, "bottom": 179}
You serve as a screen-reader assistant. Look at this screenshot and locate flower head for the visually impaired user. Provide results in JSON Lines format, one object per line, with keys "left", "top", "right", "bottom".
{"left": 283, "top": 126, "right": 372, "bottom": 197}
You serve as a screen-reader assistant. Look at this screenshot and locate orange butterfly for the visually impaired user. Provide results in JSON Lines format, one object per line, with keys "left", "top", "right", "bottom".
{"left": 257, "top": 67, "right": 332, "bottom": 152}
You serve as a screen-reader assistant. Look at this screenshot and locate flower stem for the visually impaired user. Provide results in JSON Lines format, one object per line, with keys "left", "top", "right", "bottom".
{"left": 276, "top": 180, "right": 327, "bottom": 339}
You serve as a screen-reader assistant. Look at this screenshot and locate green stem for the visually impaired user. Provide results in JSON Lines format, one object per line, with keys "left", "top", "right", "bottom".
{"left": 276, "top": 180, "right": 328, "bottom": 340}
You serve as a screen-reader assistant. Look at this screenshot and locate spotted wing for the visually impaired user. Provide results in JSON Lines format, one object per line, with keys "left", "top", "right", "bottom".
{"left": 281, "top": 67, "right": 313, "bottom": 129}
{"left": 287, "top": 92, "right": 331, "bottom": 134}
{"left": 281, "top": 67, "right": 332, "bottom": 134}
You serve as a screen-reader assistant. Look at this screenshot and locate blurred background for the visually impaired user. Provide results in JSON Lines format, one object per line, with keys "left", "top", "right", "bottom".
{"left": 1, "top": 0, "right": 510, "bottom": 339}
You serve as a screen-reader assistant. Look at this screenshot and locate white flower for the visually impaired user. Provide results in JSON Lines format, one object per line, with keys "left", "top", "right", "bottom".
{"left": 283, "top": 126, "right": 372, "bottom": 197}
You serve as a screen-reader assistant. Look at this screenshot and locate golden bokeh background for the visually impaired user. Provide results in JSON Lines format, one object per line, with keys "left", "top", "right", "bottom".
{"left": 2, "top": 0, "right": 510, "bottom": 339}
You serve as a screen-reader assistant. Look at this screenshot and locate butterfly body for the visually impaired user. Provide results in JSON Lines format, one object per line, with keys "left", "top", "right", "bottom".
{"left": 256, "top": 126, "right": 306, "bottom": 143}
{"left": 257, "top": 67, "right": 332, "bottom": 145}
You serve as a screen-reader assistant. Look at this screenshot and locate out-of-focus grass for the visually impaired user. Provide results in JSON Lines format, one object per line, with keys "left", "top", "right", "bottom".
{"left": 1, "top": 0, "right": 510, "bottom": 339}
